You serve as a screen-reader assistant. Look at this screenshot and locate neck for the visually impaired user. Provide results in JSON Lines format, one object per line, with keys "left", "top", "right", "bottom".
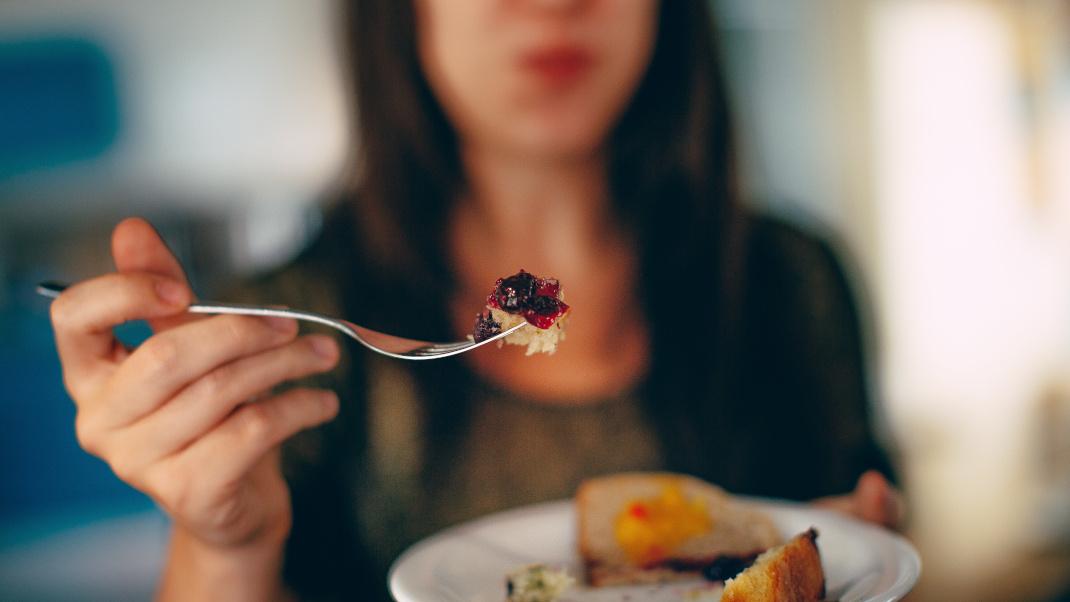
{"left": 457, "top": 145, "right": 615, "bottom": 251}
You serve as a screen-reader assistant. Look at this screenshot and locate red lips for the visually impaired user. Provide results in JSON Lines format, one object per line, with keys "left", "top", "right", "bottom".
{"left": 519, "top": 45, "right": 593, "bottom": 86}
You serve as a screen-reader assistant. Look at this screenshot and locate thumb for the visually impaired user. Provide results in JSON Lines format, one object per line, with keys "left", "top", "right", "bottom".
{"left": 111, "top": 217, "right": 196, "bottom": 332}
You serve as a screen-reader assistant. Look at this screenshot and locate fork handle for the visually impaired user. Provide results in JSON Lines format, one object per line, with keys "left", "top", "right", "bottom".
{"left": 36, "top": 281, "right": 339, "bottom": 330}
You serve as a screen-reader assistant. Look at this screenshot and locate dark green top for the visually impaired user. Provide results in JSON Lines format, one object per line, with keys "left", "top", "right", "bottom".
{"left": 231, "top": 207, "right": 894, "bottom": 601}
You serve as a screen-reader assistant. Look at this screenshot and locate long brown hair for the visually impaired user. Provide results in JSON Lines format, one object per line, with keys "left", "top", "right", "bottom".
{"left": 343, "top": 1, "right": 745, "bottom": 480}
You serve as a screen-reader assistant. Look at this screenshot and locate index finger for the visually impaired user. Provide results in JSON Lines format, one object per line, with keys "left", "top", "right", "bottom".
{"left": 50, "top": 272, "right": 192, "bottom": 392}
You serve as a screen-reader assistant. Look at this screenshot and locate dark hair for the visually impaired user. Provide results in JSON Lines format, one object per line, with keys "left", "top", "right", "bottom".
{"left": 344, "top": 1, "right": 745, "bottom": 480}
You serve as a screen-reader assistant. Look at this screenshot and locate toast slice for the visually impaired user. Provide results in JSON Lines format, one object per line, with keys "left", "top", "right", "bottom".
{"left": 576, "top": 472, "right": 781, "bottom": 587}
{"left": 721, "top": 528, "right": 825, "bottom": 602}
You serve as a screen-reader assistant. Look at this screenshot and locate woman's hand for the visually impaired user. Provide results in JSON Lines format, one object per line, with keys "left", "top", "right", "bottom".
{"left": 49, "top": 218, "right": 340, "bottom": 598}
{"left": 812, "top": 470, "right": 905, "bottom": 530}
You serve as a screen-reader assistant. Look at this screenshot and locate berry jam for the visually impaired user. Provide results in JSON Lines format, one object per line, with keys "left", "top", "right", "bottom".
{"left": 523, "top": 294, "right": 568, "bottom": 329}
{"left": 486, "top": 270, "right": 569, "bottom": 329}
{"left": 472, "top": 312, "right": 502, "bottom": 343}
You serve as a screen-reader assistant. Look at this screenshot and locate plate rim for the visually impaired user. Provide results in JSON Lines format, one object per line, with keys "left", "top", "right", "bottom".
{"left": 388, "top": 497, "right": 921, "bottom": 602}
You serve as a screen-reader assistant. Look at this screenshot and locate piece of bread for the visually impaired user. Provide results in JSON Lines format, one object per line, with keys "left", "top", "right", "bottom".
{"left": 489, "top": 306, "right": 569, "bottom": 356}
{"left": 576, "top": 472, "right": 781, "bottom": 587}
{"left": 721, "top": 528, "right": 825, "bottom": 602}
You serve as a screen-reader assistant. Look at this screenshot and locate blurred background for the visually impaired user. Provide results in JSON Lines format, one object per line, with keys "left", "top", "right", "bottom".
{"left": 0, "top": 0, "right": 1067, "bottom": 600}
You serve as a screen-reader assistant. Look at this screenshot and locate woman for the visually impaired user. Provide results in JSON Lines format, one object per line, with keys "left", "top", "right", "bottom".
{"left": 48, "top": 1, "right": 900, "bottom": 599}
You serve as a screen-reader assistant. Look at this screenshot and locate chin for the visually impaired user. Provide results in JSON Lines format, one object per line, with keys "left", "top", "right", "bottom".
{"left": 510, "top": 118, "right": 613, "bottom": 160}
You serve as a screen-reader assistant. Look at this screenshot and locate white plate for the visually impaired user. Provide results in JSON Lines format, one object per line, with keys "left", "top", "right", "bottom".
{"left": 389, "top": 498, "right": 920, "bottom": 602}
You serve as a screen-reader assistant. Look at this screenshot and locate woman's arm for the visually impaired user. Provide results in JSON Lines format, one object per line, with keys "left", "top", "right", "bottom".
{"left": 766, "top": 217, "right": 903, "bottom": 526}
{"left": 741, "top": 215, "right": 901, "bottom": 510}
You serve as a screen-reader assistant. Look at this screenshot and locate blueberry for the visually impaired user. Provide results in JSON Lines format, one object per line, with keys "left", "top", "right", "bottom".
{"left": 494, "top": 271, "right": 537, "bottom": 312}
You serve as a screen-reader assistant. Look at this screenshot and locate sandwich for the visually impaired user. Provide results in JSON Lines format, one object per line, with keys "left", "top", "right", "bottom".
{"left": 576, "top": 472, "right": 782, "bottom": 587}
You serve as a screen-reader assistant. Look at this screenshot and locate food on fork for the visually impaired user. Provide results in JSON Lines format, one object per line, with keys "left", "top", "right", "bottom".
{"left": 721, "top": 528, "right": 825, "bottom": 602}
{"left": 472, "top": 269, "right": 570, "bottom": 355}
{"left": 505, "top": 564, "right": 575, "bottom": 602}
{"left": 576, "top": 472, "right": 782, "bottom": 587}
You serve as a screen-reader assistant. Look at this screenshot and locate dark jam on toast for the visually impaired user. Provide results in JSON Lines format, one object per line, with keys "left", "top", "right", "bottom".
{"left": 486, "top": 270, "right": 569, "bottom": 329}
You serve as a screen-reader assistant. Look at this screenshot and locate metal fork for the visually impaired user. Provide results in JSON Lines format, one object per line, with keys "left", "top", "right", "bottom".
{"left": 36, "top": 281, "right": 525, "bottom": 360}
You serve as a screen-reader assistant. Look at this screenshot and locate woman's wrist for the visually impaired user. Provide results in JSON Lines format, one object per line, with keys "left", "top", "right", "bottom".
{"left": 158, "top": 522, "right": 292, "bottom": 602}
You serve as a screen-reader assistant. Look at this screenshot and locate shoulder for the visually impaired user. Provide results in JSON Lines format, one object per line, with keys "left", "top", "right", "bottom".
{"left": 741, "top": 211, "right": 858, "bottom": 306}
{"left": 743, "top": 211, "right": 846, "bottom": 285}
{"left": 738, "top": 210, "right": 867, "bottom": 352}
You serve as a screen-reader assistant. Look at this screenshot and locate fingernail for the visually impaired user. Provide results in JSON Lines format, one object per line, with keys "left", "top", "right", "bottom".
{"left": 310, "top": 336, "right": 337, "bottom": 360}
{"left": 265, "top": 316, "right": 296, "bottom": 333}
{"left": 155, "top": 280, "right": 186, "bottom": 305}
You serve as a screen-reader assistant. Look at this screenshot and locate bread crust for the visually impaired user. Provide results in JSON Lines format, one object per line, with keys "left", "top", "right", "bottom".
{"left": 721, "top": 528, "right": 825, "bottom": 602}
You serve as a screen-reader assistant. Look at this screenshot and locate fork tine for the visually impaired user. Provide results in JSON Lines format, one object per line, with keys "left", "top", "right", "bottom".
{"left": 431, "top": 341, "right": 477, "bottom": 351}
{"left": 408, "top": 342, "right": 474, "bottom": 357}
{"left": 402, "top": 322, "right": 526, "bottom": 358}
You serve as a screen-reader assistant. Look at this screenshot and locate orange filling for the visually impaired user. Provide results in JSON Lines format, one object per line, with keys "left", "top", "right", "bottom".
{"left": 613, "top": 483, "right": 713, "bottom": 565}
